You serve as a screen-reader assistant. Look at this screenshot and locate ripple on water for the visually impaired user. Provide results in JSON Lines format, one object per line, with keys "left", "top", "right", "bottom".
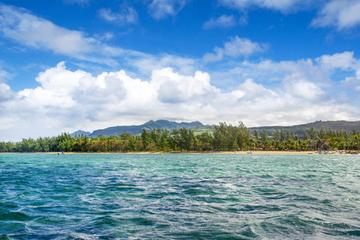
{"left": 170, "top": 225, "right": 259, "bottom": 240}
{"left": 0, "top": 153, "right": 360, "bottom": 239}
{"left": 0, "top": 211, "right": 31, "bottom": 222}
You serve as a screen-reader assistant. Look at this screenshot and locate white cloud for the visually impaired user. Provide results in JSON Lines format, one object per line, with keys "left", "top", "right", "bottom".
{"left": 0, "top": 68, "right": 13, "bottom": 102}
{"left": 0, "top": 3, "right": 199, "bottom": 77}
{"left": 2, "top": 52, "right": 360, "bottom": 140}
{"left": 344, "top": 69, "right": 360, "bottom": 91}
{"left": 0, "top": 82, "right": 12, "bottom": 102}
{"left": 210, "top": 57, "right": 330, "bottom": 89}
{"left": 312, "top": 0, "right": 360, "bottom": 30}
{"left": 0, "top": 62, "right": 214, "bottom": 139}
{"left": 95, "top": 32, "right": 115, "bottom": 41}
{"left": 0, "top": 4, "right": 143, "bottom": 66}
{"left": 98, "top": 7, "right": 138, "bottom": 25}
{"left": 131, "top": 53, "right": 198, "bottom": 76}
{"left": 317, "top": 51, "right": 356, "bottom": 70}
{"left": 218, "top": 0, "right": 360, "bottom": 31}
{"left": 219, "top": 0, "right": 304, "bottom": 12}
{"left": 203, "top": 15, "right": 240, "bottom": 29}
{"left": 315, "top": 51, "right": 360, "bottom": 92}
{"left": 0, "top": 5, "right": 90, "bottom": 56}
{"left": 153, "top": 68, "right": 217, "bottom": 103}
{"left": 285, "top": 79, "right": 323, "bottom": 100}
{"left": 147, "top": 0, "right": 187, "bottom": 19}
{"left": 203, "top": 36, "right": 267, "bottom": 62}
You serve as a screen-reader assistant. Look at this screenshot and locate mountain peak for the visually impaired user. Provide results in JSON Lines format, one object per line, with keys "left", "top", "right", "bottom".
{"left": 70, "top": 130, "right": 91, "bottom": 137}
{"left": 72, "top": 119, "right": 205, "bottom": 137}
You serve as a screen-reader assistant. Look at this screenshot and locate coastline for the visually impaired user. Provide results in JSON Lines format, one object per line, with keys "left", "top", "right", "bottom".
{"left": 0, "top": 150, "right": 359, "bottom": 155}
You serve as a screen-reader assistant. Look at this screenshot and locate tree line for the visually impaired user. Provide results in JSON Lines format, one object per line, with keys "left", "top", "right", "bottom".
{"left": 1, "top": 122, "right": 360, "bottom": 152}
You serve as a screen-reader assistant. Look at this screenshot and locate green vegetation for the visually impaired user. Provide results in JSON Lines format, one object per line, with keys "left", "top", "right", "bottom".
{"left": 1, "top": 122, "right": 360, "bottom": 153}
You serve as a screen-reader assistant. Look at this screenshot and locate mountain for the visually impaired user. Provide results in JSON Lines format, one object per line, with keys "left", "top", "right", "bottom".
{"left": 70, "top": 130, "right": 91, "bottom": 137}
{"left": 71, "top": 120, "right": 360, "bottom": 138}
{"left": 250, "top": 120, "right": 360, "bottom": 136}
{"left": 72, "top": 120, "right": 204, "bottom": 137}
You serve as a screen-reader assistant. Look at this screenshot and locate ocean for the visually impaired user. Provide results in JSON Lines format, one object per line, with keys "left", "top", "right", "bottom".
{"left": 0, "top": 153, "right": 359, "bottom": 239}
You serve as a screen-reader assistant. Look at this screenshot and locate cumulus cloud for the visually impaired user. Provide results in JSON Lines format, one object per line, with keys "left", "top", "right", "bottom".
{"left": 203, "top": 36, "right": 267, "bottom": 62}
{"left": 315, "top": 51, "right": 360, "bottom": 92}
{"left": 2, "top": 52, "right": 360, "bottom": 140}
{"left": 203, "top": 15, "right": 242, "bottom": 29}
{"left": 98, "top": 7, "right": 138, "bottom": 25}
{"left": 285, "top": 79, "right": 323, "bottom": 100}
{"left": 312, "top": 0, "right": 360, "bottom": 30}
{"left": 147, "top": 0, "right": 187, "bottom": 19}
{"left": 153, "top": 68, "right": 217, "bottom": 103}
{"left": 218, "top": 0, "right": 305, "bottom": 12}
{"left": 0, "top": 82, "right": 11, "bottom": 99}
{"left": 344, "top": 69, "right": 360, "bottom": 91}
{"left": 0, "top": 62, "right": 215, "bottom": 139}
{"left": 317, "top": 51, "right": 356, "bottom": 70}
{"left": 0, "top": 82, "right": 13, "bottom": 103}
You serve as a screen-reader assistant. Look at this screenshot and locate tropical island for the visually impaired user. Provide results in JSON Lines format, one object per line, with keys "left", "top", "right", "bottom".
{"left": 1, "top": 120, "right": 360, "bottom": 153}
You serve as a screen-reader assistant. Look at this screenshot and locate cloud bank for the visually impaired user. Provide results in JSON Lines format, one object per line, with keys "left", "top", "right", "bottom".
{"left": 1, "top": 51, "right": 360, "bottom": 140}
{"left": 1, "top": 3, "right": 360, "bottom": 141}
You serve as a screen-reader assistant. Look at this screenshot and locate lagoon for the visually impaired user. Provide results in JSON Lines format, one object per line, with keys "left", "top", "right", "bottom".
{"left": 0, "top": 153, "right": 360, "bottom": 239}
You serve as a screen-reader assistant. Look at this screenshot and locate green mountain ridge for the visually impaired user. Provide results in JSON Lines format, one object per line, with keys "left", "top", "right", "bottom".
{"left": 71, "top": 120, "right": 360, "bottom": 137}
{"left": 250, "top": 120, "right": 360, "bottom": 136}
{"left": 71, "top": 120, "right": 205, "bottom": 137}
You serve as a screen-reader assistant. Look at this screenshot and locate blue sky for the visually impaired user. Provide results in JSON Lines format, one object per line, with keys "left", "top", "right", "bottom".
{"left": 1, "top": 0, "right": 360, "bottom": 140}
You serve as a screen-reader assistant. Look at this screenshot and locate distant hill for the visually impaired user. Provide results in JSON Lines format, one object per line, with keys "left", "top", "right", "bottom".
{"left": 72, "top": 120, "right": 204, "bottom": 137}
{"left": 250, "top": 120, "right": 360, "bottom": 136}
{"left": 71, "top": 120, "right": 360, "bottom": 138}
{"left": 70, "top": 130, "right": 91, "bottom": 137}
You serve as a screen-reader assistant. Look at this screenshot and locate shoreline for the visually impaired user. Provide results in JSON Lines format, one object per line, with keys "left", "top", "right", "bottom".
{"left": 0, "top": 150, "right": 359, "bottom": 155}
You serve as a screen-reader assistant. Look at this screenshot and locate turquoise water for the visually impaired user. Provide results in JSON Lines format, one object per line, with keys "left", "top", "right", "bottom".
{"left": 0, "top": 154, "right": 360, "bottom": 239}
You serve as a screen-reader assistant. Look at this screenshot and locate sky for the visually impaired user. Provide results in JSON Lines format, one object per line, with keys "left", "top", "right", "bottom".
{"left": 1, "top": 0, "right": 360, "bottom": 140}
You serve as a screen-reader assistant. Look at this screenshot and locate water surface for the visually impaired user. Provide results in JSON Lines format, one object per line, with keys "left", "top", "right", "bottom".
{"left": 0, "top": 153, "right": 360, "bottom": 239}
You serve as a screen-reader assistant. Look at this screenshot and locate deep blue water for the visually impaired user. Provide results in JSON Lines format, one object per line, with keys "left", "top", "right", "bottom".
{"left": 0, "top": 153, "right": 360, "bottom": 239}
